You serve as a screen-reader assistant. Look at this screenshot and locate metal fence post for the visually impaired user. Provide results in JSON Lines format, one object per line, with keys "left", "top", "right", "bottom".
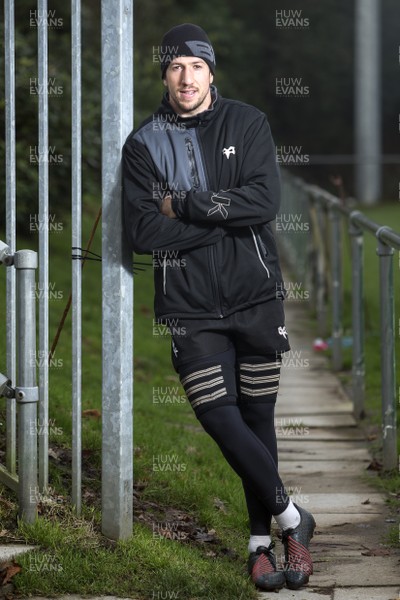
{"left": 329, "top": 206, "right": 343, "bottom": 370}
{"left": 101, "top": 0, "right": 134, "bottom": 540}
{"left": 71, "top": 0, "right": 82, "bottom": 517}
{"left": 38, "top": 0, "right": 49, "bottom": 493}
{"left": 349, "top": 212, "right": 365, "bottom": 419}
{"left": 376, "top": 229, "right": 397, "bottom": 471}
{"left": 14, "top": 250, "right": 38, "bottom": 523}
{"left": 4, "top": 0, "right": 17, "bottom": 478}
{"left": 309, "top": 197, "right": 328, "bottom": 336}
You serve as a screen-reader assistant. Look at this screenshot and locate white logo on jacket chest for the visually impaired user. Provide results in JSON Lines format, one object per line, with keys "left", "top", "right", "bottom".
{"left": 222, "top": 146, "right": 236, "bottom": 159}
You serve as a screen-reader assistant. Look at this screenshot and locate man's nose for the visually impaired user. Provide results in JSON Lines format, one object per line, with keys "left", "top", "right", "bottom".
{"left": 181, "top": 67, "right": 194, "bottom": 85}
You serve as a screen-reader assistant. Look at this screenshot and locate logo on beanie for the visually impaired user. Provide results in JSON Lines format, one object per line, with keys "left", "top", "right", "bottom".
{"left": 185, "top": 40, "right": 215, "bottom": 64}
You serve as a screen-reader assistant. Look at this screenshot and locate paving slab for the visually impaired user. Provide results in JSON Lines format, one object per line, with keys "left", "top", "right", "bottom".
{"left": 310, "top": 555, "right": 400, "bottom": 587}
{"left": 333, "top": 588, "right": 400, "bottom": 600}
{"left": 0, "top": 544, "right": 36, "bottom": 562}
{"left": 277, "top": 459, "right": 372, "bottom": 475}
{"left": 276, "top": 402, "right": 354, "bottom": 415}
{"left": 278, "top": 441, "right": 371, "bottom": 461}
{"left": 275, "top": 414, "right": 356, "bottom": 428}
{"left": 27, "top": 597, "right": 138, "bottom": 600}
{"left": 296, "top": 493, "right": 386, "bottom": 513}
{"left": 258, "top": 590, "right": 334, "bottom": 600}
{"left": 276, "top": 428, "right": 365, "bottom": 441}
{"left": 283, "top": 475, "right": 375, "bottom": 495}
{"left": 279, "top": 378, "right": 343, "bottom": 387}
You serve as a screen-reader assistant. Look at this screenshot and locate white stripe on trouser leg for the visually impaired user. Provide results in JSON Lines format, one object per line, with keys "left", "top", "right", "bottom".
{"left": 180, "top": 364, "right": 228, "bottom": 410}
{"left": 239, "top": 361, "right": 281, "bottom": 399}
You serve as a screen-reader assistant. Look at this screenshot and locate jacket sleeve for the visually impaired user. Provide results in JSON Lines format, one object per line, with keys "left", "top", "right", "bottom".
{"left": 172, "top": 113, "right": 281, "bottom": 227}
{"left": 122, "top": 136, "right": 225, "bottom": 254}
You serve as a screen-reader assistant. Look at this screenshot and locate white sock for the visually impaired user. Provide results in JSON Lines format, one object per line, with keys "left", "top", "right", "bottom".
{"left": 274, "top": 500, "right": 301, "bottom": 531}
{"left": 248, "top": 534, "right": 272, "bottom": 553}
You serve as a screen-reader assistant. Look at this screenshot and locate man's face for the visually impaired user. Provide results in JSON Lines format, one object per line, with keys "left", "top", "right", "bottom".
{"left": 163, "top": 56, "right": 213, "bottom": 117}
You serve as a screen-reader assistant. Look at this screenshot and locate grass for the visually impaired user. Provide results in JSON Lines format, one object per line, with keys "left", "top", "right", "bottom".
{"left": 0, "top": 199, "right": 399, "bottom": 597}
{"left": 0, "top": 203, "right": 259, "bottom": 599}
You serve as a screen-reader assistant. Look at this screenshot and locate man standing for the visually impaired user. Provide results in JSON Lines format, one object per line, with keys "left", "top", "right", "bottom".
{"left": 123, "top": 23, "right": 315, "bottom": 592}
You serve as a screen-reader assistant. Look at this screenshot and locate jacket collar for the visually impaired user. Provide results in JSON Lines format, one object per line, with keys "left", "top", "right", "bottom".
{"left": 158, "top": 85, "right": 220, "bottom": 127}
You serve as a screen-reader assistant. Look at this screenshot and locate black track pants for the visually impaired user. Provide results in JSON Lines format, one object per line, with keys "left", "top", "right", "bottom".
{"left": 169, "top": 300, "right": 291, "bottom": 534}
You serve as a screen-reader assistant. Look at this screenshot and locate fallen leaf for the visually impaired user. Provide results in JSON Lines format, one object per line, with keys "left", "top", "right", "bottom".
{"left": 361, "top": 547, "right": 390, "bottom": 556}
{"left": 48, "top": 447, "right": 60, "bottom": 460}
{"left": 82, "top": 409, "right": 101, "bottom": 419}
{"left": 366, "top": 459, "right": 382, "bottom": 471}
{"left": 2, "top": 563, "right": 22, "bottom": 585}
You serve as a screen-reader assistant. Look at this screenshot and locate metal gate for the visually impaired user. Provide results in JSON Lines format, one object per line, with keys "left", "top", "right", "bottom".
{"left": 1, "top": 0, "right": 134, "bottom": 540}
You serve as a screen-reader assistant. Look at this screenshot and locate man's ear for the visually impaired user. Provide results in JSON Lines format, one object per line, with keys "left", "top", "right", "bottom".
{"left": 210, "top": 72, "right": 214, "bottom": 85}
{"left": 162, "top": 78, "right": 168, "bottom": 87}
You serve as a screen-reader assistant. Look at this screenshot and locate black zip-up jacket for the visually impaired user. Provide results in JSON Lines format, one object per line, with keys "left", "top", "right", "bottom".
{"left": 123, "top": 86, "right": 284, "bottom": 320}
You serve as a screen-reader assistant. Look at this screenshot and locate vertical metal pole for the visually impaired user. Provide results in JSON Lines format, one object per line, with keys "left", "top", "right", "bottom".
{"left": 101, "top": 0, "right": 134, "bottom": 540}
{"left": 329, "top": 207, "right": 343, "bottom": 370}
{"left": 377, "top": 235, "right": 397, "bottom": 471}
{"left": 15, "top": 250, "right": 38, "bottom": 523}
{"left": 311, "top": 199, "right": 328, "bottom": 337}
{"left": 71, "top": 0, "right": 82, "bottom": 516}
{"left": 354, "top": 0, "right": 382, "bottom": 204}
{"left": 349, "top": 215, "right": 365, "bottom": 419}
{"left": 4, "top": 0, "right": 17, "bottom": 475}
{"left": 38, "top": 0, "right": 49, "bottom": 491}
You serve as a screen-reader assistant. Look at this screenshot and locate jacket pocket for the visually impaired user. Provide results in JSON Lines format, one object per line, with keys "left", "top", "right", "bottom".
{"left": 250, "top": 226, "right": 270, "bottom": 278}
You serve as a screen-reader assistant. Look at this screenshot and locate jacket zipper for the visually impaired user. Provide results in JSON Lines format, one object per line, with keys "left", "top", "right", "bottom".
{"left": 186, "top": 130, "right": 224, "bottom": 317}
{"left": 185, "top": 136, "right": 200, "bottom": 189}
{"left": 250, "top": 226, "right": 270, "bottom": 278}
{"left": 163, "top": 256, "right": 167, "bottom": 294}
{"left": 209, "top": 246, "right": 224, "bottom": 318}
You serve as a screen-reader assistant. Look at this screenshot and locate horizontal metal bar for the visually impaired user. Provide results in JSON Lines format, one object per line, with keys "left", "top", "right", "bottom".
{"left": 377, "top": 226, "right": 400, "bottom": 250}
{"left": 0, "top": 463, "right": 19, "bottom": 493}
{"left": 349, "top": 210, "right": 381, "bottom": 236}
{"left": 299, "top": 181, "right": 400, "bottom": 249}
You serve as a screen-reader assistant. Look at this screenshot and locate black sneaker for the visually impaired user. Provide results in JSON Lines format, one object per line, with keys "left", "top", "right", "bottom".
{"left": 248, "top": 542, "right": 285, "bottom": 591}
{"left": 282, "top": 504, "right": 316, "bottom": 589}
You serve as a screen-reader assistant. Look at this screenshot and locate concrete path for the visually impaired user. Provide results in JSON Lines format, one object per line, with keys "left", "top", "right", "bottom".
{"left": 258, "top": 300, "right": 400, "bottom": 600}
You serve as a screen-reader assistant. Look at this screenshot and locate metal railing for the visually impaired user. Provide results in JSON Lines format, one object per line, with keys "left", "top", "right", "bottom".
{"left": 278, "top": 171, "right": 399, "bottom": 471}
{"left": 0, "top": 244, "right": 38, "bottom": 522}
{"left": 1, "top": 1, "right": 134, "bottom": 537}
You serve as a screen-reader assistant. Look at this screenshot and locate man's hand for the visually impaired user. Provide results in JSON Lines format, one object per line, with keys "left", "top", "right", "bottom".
{"left": 160, "top": 194, "right": 177, "bottom": 219}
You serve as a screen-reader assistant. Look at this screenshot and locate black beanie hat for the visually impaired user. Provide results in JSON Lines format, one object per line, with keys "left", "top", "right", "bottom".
{"left": 160, "top": 23, "right": 216, "bottom": 78}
